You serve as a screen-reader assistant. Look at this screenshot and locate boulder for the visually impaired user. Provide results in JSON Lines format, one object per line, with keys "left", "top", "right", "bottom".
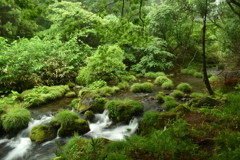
{"left": 30, "top": 124, "right": 57, "bottom": 143}
{"left": 58, "top": 118, "right": 90, "bottom": 137}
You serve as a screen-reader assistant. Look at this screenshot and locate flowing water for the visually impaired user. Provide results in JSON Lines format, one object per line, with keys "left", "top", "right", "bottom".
{"left": 0, "top": 75, "right": 207, "bottom": 160}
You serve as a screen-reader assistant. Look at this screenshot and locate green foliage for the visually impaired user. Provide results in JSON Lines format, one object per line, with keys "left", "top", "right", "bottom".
{"left": 130, "top": 82, "right": 154, "bottom": 93}
{"left": 163, "top": 96, "right": 179, "bottom": 109}
{"left": 139, "top": 111, "right": 159, "bottom": 135}
{"left": 94, "top": 86, "right": 119, "bottom": 97}
{"left": 154, "top": 76, "right": 172, "bottom": 85}
{"left": 177, "top": 83, "right": 192, "bottom": 93}
{"left": 1, "top": 107, "right": 31, "bottom": 133}
{"left": 55, "top": 110, "right": 79, "bottom": 126}
{"left": 20, "top": 85, "right": 69, "bottom": 107}
{"left": 155, "top": 93, "right": 165, "bottom": 103}
{"left": 172, "top": 90, "right": 185, "bottom": 98}
{"left": 161, "top": 81, "right": 174, "bottom": 90}
{"left": 76, "top": 44, "right": 126, "bottom": 85}
{"left": 191, "top": 92, "right": 207, "bottom": 98}
{"left": 105, "top": 99, "right": 143, "bottom": 123}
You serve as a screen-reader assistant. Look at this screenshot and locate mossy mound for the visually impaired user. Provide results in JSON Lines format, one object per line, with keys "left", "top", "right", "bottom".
{"left": 84, "top": 110, "right": 95, "bottom": 120}
{"left": 172, "top": 90, "right": 184, "bottom": 99}
{"left": 105, "top": 99, "right": 143, "bottom": 123}
{"left": 154, "top": 76, "right": 172, "bottom": 85}
{"left": 65, "top": 91, "right": 76, "bottom": 98}
{"left": 157, "top": 112, "right": 177, "bottom": 128}
{"left": 1, "top": 107, "right": 31, "bottom": 134}
{"left": 144, "top": 72, "right": 165, "bottom": 79}
{"left": 161, "top": 81, "right": 174, "bottom": 90}
{"left": 58, "top": 118, "right": 90, "bottom": 137}
{"left": 30, "top": 124, "right": 57, "bottom": 143}
{"left": 130, "top": 82, "right": 154, "bottom": 93}
{"left": 176, "top": 83, "right": 192, "bottom": 93}
{"left": 90, "top": 97, "right": 106, "bottom": 113}
{"left": 138, "top": 111, "right": 159, "bottom": 135}
{"left": 20, "top": 85, "right": 70, "bottom": 107}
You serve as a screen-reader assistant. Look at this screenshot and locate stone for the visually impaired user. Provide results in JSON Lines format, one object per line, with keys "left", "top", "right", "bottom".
{"left": 30, "top": 124, "right": 57, "bottom": 143}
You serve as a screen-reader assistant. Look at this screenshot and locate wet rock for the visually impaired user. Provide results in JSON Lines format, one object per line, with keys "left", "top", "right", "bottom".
{"left": 30, "top": 124, "right": 57, "bottom": 143}
{"left": 58, "top": 118, "right": 90, "bottom": 137}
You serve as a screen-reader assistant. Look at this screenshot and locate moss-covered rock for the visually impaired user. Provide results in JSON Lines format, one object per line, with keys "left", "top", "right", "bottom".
{"left": 130, "top": 82, "right": 154, "bottom": 93}
{"left": 176, "top": 83, "right": 192, "bottom": 93}
{"left": 58, "top": 118, "right": 90, "bottom": 137}
{"left": 65, "top": 91, "right": 76, "bottom": 98}
{"left": 1, "top": 107, "right": 31, "bottom": 134}
{"left": 105, "top": 99, "right": 143, "bottom": 123}
{"left": 30, "top": 124, "right": 57, "bottom": 143}
{"left": 84, "top": 110, "right": 95, "bottom": 120}
{"left": 154, "top": 76, "right": 172, "bottom": 85}
{"left": 50, "top": 118, "right": 61, "bottom": 129}
{"left": 90, "top": 97, "right": 106, "bottom": 113}
{"left": 161, "top": 81, "right": 174, "bottom": 90}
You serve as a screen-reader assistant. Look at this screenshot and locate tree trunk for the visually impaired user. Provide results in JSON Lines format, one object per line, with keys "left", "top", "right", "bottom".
{"left": 202, "top": 0, "right": 214, "bottom": 95}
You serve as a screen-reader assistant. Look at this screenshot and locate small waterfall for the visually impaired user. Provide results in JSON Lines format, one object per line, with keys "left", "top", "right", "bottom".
{"left": 85, "top": 110, "right": 139, "bottom": 141}
{"left": 0, "top": 110, "right": 139, "bottom": 160}
{"left": 1, "top": 115, "right": 54, "bottom": 160}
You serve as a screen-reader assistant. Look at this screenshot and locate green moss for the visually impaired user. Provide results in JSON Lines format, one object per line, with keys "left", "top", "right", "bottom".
{"left": 58, "top": 118, "right": 90, "bottom": 137}
{"left": 30, "top": 124, "right": 57, "bottom": 143}
{"left": 21, "top": 85, "right": 69, "bottom": 107}
{"left": 191, "top": 92, "right": 207, "bottom": 98}
{"left": 84, "top": 110, "right": 95, "bottom": 120}
{"left": 130, "top": 82, "right": 154, "bottom": 93}
{"left": 67, "top": 82, "right": 75, "bottom": 89}
{"left": 91, "top": 97, "right": 106, "bottom": 113}
{"left": 193, "top": 72, "right": 203, "bottom": 78}
{"left": 157, "top": 112, "right": 177, "bottom": 128}
{"left": 144, "top": 72, "right": 165, "bottom": 79}
{"left": 161, "top": 81, "right": 174, "bottom": 90}
{"left": 121, "top": 75, "right": 137, "bottom": 82}
{"left": 94, "top": 86, "right": 118, "bottom": 97}
{"left": 65, "top": 91, "right": 76, "bottom": 98}
{"left": 1, "top": 107, "right": 31, "bottom": 134}
{"left": 154, "top": 76, "right": 172, "bottom": 85}
{"left": 50, "top": 118, "right": 61, "bottom": 128}
{"left": 105, "top": 99, "right": 143, "bottom": 123}
{"left": 181, "top": 68, "right": 197, "bottom": 75}
{"left": 117, "top": 81, "right": 129, "bottom": 90}
{"left": 163, "top": 96, "right": 178, "bottom": 110}
{"left": 139, "top": 111, "right": 159, "bottom": 135}
{"left": 172, "top": 90, "right": 184, "bottom": 98}
{"left": 55, "top": 110, "right": 79, "bottom": 126}
{"left": 155, "top": 93, "right": 164, "bottom": 103}
{"left": 176, "top": 83, "right": 192, "bottom": 93}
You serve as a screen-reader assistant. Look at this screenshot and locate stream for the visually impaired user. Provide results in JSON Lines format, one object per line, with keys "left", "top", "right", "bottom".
{"left": 0, "top": 74, "right": 211, "bottom": 160}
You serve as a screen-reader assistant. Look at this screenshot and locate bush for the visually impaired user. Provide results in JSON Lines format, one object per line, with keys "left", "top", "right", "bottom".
{"left": 76, "top": 44, "right": 126, "bottom": 85}
{"left": 172, "top": 90, "right": 184, "bottom": 98}
{"left": 154, "top": 76, "right": 172, "bottom": 85}
{"left": 55, "top": 110, "right": 79, "bottom": 126}
{"left": 176, "top": 83, "right": 192, "bottom": 93}
{"left": 130, "top": 82, "right": 154, "bottom": 93}
{"left": 105, "top": 99, "right": 143, "bottom": 123}
{"left": 1, "top": 107, "right": 31, "bottom": 133}
{"left": 161, "top": 81, "right": 174, "bottom": 90}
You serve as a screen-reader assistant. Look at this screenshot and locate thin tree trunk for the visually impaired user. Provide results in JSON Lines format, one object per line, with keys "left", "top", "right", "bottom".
{"left": 202, "top": 0, "right": 214, "bottom": 95}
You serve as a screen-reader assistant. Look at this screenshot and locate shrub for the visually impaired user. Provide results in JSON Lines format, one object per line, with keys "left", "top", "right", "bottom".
{"left": 105, "top": 99, "right": 143, "bottom": 123}
{"left": 161, "top": 81, "right": 174, "bottom": 90}
{"left": 76, "top": 44, "right": 126, "bottom": 85}
{"left": 86, "top": 80, "right": 107, "bottom": 91}
{"left": 1, "top": 107, "right": 31, "bottom": 133}
{"left": 172, "top": 90, "right": 184, "bottom": 98}
{"left": 154, "top": 76, "right": 172, "bottom": 85}
{"left": 55, "top": 110, "right": 79, "bottom": 126}
{"left": 130, "top": 82, "right": 154, "bottom": 93}
{"left": 176, "top": 83, "right": 192, "bottom": 93}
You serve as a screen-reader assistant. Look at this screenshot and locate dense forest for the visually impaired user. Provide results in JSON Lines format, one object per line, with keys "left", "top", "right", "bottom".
{"left": 0, "top": 0, "right": 240, "bottom": 160}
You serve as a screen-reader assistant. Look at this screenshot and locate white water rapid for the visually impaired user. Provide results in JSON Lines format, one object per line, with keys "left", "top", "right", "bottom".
{"left": 0, "top": 110, "right": 139, "bottom": 160}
